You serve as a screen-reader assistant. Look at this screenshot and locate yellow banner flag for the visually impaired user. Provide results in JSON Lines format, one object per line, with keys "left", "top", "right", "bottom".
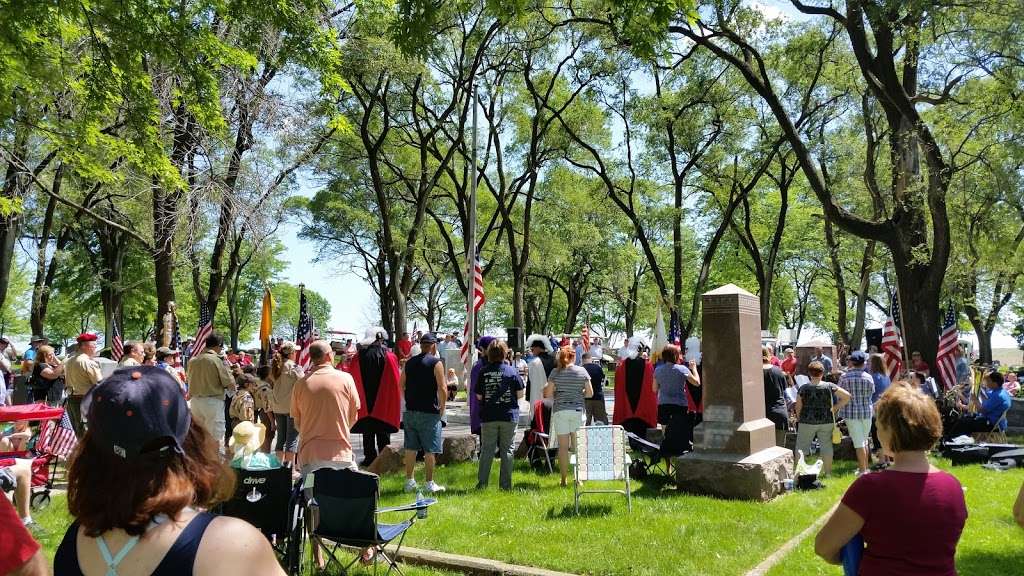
{"left": 259, "top": 287, "right": 275, "bottom": 354}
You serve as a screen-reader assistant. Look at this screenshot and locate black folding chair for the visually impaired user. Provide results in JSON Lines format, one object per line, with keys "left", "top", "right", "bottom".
{"left": 219, "top": 465, "right": 304, "bottom": 574}
{"left": 304, "top": 467, "right": 435, "bottom": 575}
{"left": 625, "top": 431, "right": 671, "bottom": 481}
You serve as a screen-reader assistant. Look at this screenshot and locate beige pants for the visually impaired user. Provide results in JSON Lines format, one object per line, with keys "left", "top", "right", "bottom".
{"left": 191, "top": 396, "right": 226, "bottom": 447}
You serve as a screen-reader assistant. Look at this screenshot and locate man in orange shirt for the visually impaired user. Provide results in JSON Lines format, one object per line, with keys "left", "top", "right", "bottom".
{"left": 290, "top": 340, "right": 361, "bottom": 473}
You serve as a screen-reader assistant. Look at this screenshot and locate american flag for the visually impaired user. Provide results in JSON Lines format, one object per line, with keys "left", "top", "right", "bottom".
{"left": 581, "top": 324, "right": 591, "bottom": 352}
{"left": 190, "top": 302, "right": 214, "bottom": 360}
{"left": 460, "top": 257, "right": 485, "bottom": 364}
{"left": 668, "top": 308, "right": 681, "bottom": 346}
{"left": 936, "top": 306, "right": 959, "bottom": 391}
{"left": 881, "top": 295, "right": 903, "bottom": 379}
{"left": 110, "top": 320, "right": 123, "bottom": 362}
{"left": 296, "top": 288, "right": 315, "bottom": 370}
{"left": 38, "top": 410, "right": 79, "bottom": 456}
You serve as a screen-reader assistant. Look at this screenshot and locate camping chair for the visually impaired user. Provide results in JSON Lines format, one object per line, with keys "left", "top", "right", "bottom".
{"left": 571, "top": 425, "right": 632, "bottom": 514}
{"left": 303, "top": 467, "right": 435, "bottom": 575}
{"left": 525, "top": 399, "right": 555, "bottom": 473}
{"left": 219, "top": 465, "right": 303, "bottom": 574}
{"left": 974, "top": 409, "right": 1010, "bottom": 444}
{"left": 624, "top": 431, "right": 671, "bottom": 482}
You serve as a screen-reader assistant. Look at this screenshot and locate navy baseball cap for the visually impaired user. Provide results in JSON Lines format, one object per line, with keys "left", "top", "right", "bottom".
{"left": 850, "top": 350, "right": 868, "bottom": 365}
{"left": 420, "top": 332, "right": 438, "bottom": 344}
{"left": 83, "top": 366, "right": 190, "bottom": 460}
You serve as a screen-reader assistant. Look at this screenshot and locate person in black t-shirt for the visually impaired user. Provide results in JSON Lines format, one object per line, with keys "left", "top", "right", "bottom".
{"left": 475, "top": 340, "right": 525, "bottom": 490}
{"left": 582, "top": 353, "right": 608, "bottom": 424}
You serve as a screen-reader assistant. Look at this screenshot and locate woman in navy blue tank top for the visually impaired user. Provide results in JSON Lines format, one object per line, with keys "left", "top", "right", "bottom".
{"left": 54, "top": 365, "right": 283, "bottom": 576}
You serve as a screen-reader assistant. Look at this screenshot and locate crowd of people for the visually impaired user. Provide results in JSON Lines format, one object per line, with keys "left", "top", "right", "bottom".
{"left": 2, "top": 325, "right": 1024, "bottom": 576}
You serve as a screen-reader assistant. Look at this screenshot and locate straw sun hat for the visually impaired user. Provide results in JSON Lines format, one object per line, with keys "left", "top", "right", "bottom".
{"left": 229, "top": 421, "right": 266, "bottom": 456}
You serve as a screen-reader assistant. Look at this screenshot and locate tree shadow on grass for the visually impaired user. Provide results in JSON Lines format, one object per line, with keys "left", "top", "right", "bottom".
{"left": 956, "top": 548, "right": 1024, "bottom": 575}
{"left": 545, "top": 503, "right": 613, "bottom": 519}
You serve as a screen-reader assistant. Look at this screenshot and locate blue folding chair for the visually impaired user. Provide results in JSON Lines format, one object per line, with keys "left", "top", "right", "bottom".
{"left": 303, "top": 467, "right": 435, "bottom": 575}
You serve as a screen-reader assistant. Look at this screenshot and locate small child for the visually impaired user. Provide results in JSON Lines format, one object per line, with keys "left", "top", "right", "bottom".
{"left": 229, "top": 374, "right": 257, "bottom": 430}
{"left": 0, "top": 420, "right": 31, "bottom": 452}
{"left": 446, "top": 368, "right": 459, "bottom": 401}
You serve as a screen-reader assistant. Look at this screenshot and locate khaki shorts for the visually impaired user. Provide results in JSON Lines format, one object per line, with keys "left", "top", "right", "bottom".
{"left": 845, "top": 418, "right": 872, "bottom": 449}
{"left": 550, "top": 409, "right": 584, "bottom": 448}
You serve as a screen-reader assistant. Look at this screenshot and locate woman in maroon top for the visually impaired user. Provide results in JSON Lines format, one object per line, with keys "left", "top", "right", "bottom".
{"left": 815, "top": 383, "right": 967, "bottom": 575}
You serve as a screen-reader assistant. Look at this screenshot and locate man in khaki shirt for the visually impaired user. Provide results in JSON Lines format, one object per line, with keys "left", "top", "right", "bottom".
{"left": 65, "top": 333, "right": 102, "bottom": 438}
{"left": 186, "top": 332, "right": 234, "bottom": 448}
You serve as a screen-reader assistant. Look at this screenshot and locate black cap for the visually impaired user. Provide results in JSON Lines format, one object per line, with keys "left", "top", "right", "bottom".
{"left": 83, "top": 366, "right": 190, "bottom": 460}
{"left": 420, "top": 332, "right": 438, "bottom": 344}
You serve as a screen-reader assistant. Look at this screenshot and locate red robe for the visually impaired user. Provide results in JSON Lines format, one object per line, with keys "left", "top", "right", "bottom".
{"left": 612, "top": 359, "right": 657, "bottom": 430}
{"left": 343, "top": 350, "right": 402, "bottom": 434}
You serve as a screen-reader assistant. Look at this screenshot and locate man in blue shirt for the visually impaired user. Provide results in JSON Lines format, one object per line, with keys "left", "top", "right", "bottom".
{"left": 954, "top": 346, "right": 971, "bottom": 386}
{"left": 812, "top": 346, "right": 834, "bottom": 375}
{"left": 945, "top": 371, "right": 1012, "bottom": 439}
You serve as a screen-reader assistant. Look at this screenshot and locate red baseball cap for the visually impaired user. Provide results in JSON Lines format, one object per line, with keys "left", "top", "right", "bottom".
{"left": 76, "top": 332, "right": 98, "bottom": 343}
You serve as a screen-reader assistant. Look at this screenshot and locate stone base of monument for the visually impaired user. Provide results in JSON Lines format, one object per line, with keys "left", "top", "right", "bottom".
{"left": 436, "top": 434, "right": 479, "bottom": 465}
{"left": 673, "top": 446, "right": 794, "bottom": 501}
{"left": 366, "top": 445, "right": 404, "bottom": 475}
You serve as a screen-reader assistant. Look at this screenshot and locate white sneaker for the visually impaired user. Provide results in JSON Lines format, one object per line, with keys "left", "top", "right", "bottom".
{"left": 425, "top": 480, "right": 446, "bottom": 493}
{"left": 403, "top": 479, "right": 418, "bottom": 493}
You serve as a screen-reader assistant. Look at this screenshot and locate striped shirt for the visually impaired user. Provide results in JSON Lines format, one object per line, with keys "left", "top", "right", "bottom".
{"left": 549, "top": 365, "right": 590, "bottom": 412}
{"left": 839, "top": 369, "right": 875, "bottom": 420}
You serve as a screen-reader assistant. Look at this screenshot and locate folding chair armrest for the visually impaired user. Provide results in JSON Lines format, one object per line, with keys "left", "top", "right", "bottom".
{"left": 535, "top": 432, "right": 550, "bottom": 440}
{"left": 625, "top": 432, "right": 659, "bottom": 450}
{"left": 377, "top": 498, "right": 437, "bottom": 514}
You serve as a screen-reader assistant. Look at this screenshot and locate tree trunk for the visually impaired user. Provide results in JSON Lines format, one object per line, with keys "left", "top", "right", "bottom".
{"left": 849, "top": 241, "right": 876, "bottom": 347}
{"left": 98, "top": 229, "right": 127, "bottom": 341}
{"left": 0, "top": 123, "right": 29, "bottom": 315}
{"left": 968, "top": 319, "right": 993, "bottom": 365}
{"left": 30, "top": 179, "right": 61, "bottom": 336}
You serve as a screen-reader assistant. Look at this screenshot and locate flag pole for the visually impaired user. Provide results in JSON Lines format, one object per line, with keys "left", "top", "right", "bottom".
{"left": 892, "top": 278, "right": 911, "bottom": 375}
{"left": 465, "top": 71, "right": 478, "bottom": 376}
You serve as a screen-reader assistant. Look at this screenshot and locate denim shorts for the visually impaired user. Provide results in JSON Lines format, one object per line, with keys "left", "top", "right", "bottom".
{"left": 403, "top": 411, "right": 443, "bottom": 454}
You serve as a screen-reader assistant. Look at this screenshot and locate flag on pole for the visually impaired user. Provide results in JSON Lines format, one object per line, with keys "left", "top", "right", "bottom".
{"left": 39, "top": 410, "right": 79, "bottom": 455}
{"left": 652, "top": 304, "right": 668, "bottom": 355}
{"left": 296, "top": 287, "right": 316, "bottom": 370}
{"left": 460, "top": 257, "right": 485, "bottom": 365}
{"left": 581, "top": 324, "right": 591, "bottom": 352}
{"left": 190, "top": 302, "right": 214, "bottom": 360}
{"left": 668, "top": 308, "right": 681, "bottom": 346}
{"left": 881, "top": 296, "right": 903, "bottom": 379}
{"left": 259, "top": 287, "right": 275, "bottom": 364}
{"left": 936, "top": 306, "right": 959, "bottom": 391}
{"left": 110, "top": 320, "right": 124, "bottom": 362}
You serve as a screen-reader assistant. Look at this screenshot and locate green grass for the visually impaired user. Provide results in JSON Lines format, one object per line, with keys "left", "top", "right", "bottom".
{"left": 28, "top": 454, "right": 1024, "bottom": 576}
{"left": 374, "top": 460, "right": 859, "bottom": 576}
{"left": 765, "top": 459, "right": 1024, "bottom": 576}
